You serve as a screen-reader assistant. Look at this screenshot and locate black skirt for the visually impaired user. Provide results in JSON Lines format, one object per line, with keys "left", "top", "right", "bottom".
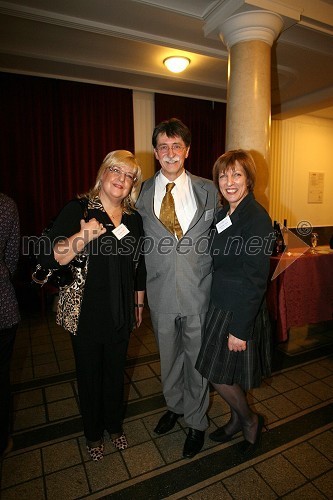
{"left": 195, "top": 300, "right": 272, "bottom": 391}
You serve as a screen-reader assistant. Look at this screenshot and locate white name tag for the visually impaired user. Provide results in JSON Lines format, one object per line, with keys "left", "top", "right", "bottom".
{"left": 112, "top": 223, "right": 130, "bottom": 240}
{"left": 205, "top": 209, "right": 214, "bottom": 221}
{"left": 216, "top": 215, "right": 232, "bottom": 233}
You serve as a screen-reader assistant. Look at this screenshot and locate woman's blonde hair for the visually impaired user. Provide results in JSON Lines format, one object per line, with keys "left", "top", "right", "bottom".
{"left": 81, "top": 150, "right": 142, "bottom": 213}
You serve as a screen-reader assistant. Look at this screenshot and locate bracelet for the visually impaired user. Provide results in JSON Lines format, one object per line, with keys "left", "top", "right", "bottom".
{"left": 135, "top": 303, "right": 144, "bottom": 308}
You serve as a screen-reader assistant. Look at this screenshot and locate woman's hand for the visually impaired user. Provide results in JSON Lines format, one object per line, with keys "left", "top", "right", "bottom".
{"left": 79, "top": 218, "right": 106, "bottom": 245}
{"left": 134, "top": 290, "right": 145, "bottom": 328}
{"left": 228, "top": 333, "right": 247, "bottom": 352}
{"left": 54, "top": 218, "right": 106, "bottom": 266}
{"left": 135, "top": 306, "right": 143, "bottom": 328}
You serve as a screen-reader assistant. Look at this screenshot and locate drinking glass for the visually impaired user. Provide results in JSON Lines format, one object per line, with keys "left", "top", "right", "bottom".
{"left": 310, "top": 232, "right": 318, "bottom": 253}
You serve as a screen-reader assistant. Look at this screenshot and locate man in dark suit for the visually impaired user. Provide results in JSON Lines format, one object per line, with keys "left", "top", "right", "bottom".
{"left": 136, "top": 118, "right": 218, "bottom": 458}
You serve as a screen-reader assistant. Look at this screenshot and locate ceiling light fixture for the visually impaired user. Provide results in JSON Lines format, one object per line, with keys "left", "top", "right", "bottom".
{"left": 163, "top": 56, "right": 190, "bottom": 73}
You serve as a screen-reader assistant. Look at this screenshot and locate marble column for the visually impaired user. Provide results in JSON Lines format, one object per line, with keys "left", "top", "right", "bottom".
{"left": 220, "top": 11, "right": 283, "bottom": 208}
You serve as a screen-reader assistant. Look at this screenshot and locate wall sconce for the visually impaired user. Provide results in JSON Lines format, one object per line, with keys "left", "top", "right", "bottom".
{"left": 163, "top": 56, "right": 191, "bottom": 73}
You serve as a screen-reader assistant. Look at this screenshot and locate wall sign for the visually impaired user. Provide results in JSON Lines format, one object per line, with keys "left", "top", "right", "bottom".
{"left": 308, "top": 172, "right": 324, "bottom": 203}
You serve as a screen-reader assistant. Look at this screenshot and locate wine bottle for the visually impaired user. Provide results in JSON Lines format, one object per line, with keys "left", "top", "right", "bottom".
{"left": 282, "top": 218, "right": 288, "bottom": 248}
{"left": 273, "top": 221, "right": 285, "bottom": 256}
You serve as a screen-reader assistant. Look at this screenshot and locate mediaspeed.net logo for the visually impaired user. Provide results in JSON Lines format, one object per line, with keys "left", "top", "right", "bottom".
{"left": 272, "top": 220, "right": 312, "bottom": 280}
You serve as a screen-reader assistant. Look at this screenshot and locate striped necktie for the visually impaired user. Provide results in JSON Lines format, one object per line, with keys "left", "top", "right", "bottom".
{"left": 159, "top": 182, "right": 183, "bottom": 239}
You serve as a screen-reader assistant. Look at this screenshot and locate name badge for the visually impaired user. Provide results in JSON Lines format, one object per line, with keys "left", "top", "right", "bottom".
{"left": 216, "top": 215, "right": 232, "bottom": 234}
{"left": 112, "top": 223, "right": 130, "bottom": 240}
{"left": 205, "top": 209, "right": 214, "bottom": 221}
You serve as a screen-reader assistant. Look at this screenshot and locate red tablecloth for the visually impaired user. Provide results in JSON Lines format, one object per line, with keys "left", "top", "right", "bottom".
{"left": 267, "top": 249, "right": 333, "bottom": 342}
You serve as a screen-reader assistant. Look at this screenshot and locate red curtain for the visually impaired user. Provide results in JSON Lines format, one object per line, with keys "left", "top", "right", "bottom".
{"left": 155, "top": 94, "right": 226, "bottom": 179}
{"left": 0, "top": 73, "right": 134, "bottom": 236}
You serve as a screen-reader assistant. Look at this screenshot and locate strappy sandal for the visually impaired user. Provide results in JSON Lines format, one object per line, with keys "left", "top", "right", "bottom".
{"left": 86, "top": 441, "right": 104, "bottom": 461}
{"left": 111, "top": 433, "right": 128, "bottom": 450}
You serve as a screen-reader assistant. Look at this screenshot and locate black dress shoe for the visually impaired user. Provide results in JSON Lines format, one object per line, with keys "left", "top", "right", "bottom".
{"left": 154, "top": 410, "right": 183, "bottom": 435}
{"left": 209, "top": 425, "right": 241, "bottom": 443}
{"left": 183, "top": 428, "right": 205, "bottom": 458}
{"left": 239, "top": 414, "right": 264, "bottom": 458}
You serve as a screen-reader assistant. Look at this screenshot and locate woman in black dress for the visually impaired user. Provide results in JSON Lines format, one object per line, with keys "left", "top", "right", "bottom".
{"left": 196, "top": 149, "right": 274, "bottom": 457}
{"left": 43, "top": 151, "right": 146, "bottom": 461}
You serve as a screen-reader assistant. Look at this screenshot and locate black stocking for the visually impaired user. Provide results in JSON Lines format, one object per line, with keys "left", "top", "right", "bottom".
{"left": 221, "top": 406, "right": 241, "bottom": 436}
{"left": 212, "top": 382, "right": 258, "bottom": 443}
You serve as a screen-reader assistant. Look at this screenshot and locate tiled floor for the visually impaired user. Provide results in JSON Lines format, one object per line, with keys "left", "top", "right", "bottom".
{"left": 1, "top": 290, "right": 333, "bottom": 499}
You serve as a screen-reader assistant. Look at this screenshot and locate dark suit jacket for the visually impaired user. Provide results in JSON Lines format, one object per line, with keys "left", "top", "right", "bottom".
{"left": 211, "top": 192, "right": 274, "bottom": 340}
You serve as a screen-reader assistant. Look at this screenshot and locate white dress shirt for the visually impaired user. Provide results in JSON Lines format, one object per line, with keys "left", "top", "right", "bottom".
{"left": 154, "top": 170, "right": 197, "bottom": 236}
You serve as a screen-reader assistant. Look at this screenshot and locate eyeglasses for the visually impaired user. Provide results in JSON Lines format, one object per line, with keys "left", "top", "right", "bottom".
{"left": 155, "top": 144, "right": 186, "bottom": 154}
{"left": 108, "top": 166, "right": 137, "bottom": 183}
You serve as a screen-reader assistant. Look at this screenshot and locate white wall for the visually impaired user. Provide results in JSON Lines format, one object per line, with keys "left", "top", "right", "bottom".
{"left": 270, "top": 115, "right": 333, "bottom": 228}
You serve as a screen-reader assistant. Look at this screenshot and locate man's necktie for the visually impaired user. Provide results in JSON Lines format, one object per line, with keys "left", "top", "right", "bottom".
{"left": 159, "top": 182, "right": 183, "bottom": 239}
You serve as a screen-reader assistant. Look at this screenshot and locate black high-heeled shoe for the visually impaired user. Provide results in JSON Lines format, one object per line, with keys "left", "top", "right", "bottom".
{"left": 239, "top": 414, "right": 264, "bottom": 457}
{"left": 209, "top": 425, "right": 242, "bottom": 443}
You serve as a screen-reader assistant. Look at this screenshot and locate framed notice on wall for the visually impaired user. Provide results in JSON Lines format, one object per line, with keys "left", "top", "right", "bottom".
{"left": 308, "top": 172, "right": 324, "bottom": 203}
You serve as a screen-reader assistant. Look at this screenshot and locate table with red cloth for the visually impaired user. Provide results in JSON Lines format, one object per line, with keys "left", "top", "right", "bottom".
{"left": 267, "top": 247, "right": 333, "bottom": 342}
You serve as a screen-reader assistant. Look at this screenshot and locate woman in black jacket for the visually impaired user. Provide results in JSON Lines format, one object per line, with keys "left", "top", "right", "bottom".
{"left": 42, "top": 151, "right": 146, "bottom": 461}
{"left": 196, "top": 149, "right": 274, "bottom": 457}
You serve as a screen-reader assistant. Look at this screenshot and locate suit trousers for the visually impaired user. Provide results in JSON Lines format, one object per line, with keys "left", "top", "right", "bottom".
{"left": 71, "top": 334, "right": 128, "bottom": 442}
{"left": 150, "top": 311, "right": 209, "bottom": 431}
{"left": 0, "top": 325, "right": 17, "bottom": 455}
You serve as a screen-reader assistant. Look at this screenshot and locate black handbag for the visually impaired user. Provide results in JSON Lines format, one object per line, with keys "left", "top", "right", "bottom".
{"left": 32, "top": 198, "right": 89, "bottom": 288}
